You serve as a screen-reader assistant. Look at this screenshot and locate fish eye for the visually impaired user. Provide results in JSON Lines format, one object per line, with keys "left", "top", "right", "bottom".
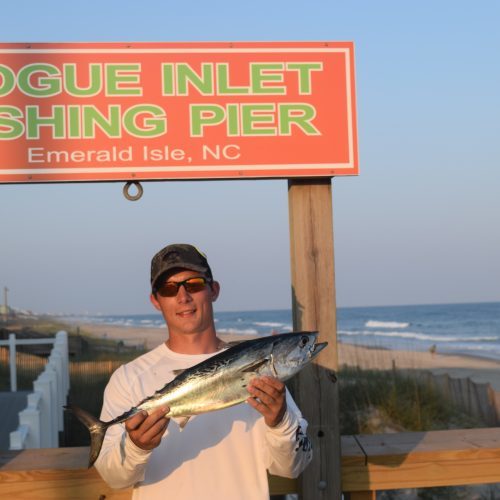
{"left": 300, "top": 336, "right": 309, "bottom": 347}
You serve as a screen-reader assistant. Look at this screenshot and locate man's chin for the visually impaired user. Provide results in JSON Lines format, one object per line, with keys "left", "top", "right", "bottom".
{"left": 172, "top": 323, "right": 202, "bottom": 335}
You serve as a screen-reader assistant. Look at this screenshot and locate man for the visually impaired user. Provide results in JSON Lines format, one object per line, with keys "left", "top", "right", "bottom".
{"left": 95, "top": 243, "right": 312, "bottom": 499}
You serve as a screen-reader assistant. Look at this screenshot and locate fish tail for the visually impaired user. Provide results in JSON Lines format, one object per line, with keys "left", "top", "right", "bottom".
{"left": 65, "top": 404, "right": 109, "bottom": 468}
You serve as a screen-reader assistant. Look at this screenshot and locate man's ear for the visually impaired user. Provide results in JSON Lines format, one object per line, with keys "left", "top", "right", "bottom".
{"left": 150, "top": 293, "right": 161, "bottom": 311}
{"left": 210, "top": 281, "right": 220, "bottom": 302}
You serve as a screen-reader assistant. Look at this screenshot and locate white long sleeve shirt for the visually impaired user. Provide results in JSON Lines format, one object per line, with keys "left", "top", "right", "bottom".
{"left": 94, "top": 342, "right": 312, "bottom": 500}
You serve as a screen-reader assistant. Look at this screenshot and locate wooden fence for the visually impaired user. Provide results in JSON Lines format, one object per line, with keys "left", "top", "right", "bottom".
{"left": 0, "top": 348, "right": 123, "bottom": 384}
{"left": 0, "top": 347, "right": 48, "bottom": 389}
{"left": 69, "top": 360, "right": 124, "bottom": 380}
{"left": 422, "top": 369, "right": 500, "bottom": 425}
{"left": 0, "top": 346, "right": 47, "bottom": 366}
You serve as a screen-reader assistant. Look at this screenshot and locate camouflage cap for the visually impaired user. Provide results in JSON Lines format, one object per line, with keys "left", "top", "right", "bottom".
{"left": 150, "top": 243, "right": 213, "bottom": 289}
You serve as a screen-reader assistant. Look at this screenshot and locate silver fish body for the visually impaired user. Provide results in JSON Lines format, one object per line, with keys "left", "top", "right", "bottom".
{"left": 67, "top": 331, "right": 327, "bottom": 467}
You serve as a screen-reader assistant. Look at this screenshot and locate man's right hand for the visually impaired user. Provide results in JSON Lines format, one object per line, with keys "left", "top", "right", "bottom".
{"left": 125, "top": 406, "right": 170, "bottom": 450}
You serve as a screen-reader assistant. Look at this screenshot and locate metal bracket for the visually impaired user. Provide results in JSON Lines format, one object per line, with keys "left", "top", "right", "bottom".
{"left": 123, "top": 181, "right": 143, "bottom": 201}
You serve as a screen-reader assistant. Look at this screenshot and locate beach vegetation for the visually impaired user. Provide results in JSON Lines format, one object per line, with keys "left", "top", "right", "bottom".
{"left": 339, "top": 366, "right": 485, "bottom": 435}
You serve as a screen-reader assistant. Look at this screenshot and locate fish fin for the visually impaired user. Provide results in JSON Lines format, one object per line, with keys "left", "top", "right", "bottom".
{"left": 178, "top": 416, "right": 191, "bottom": 430}
{"left": 65, "top": 404, "right": 109, "bottom": 468}
{"left": 240, "top": 358, "right": 270, "bottom": 373}
{"left": 172, "top": 368, "right": 186, "bottom": 377}
{"left": 226, "top": 340, "right": 245, "bottom": 347}
{"left": 270, "top": 352, "right": 278, "bottom": 377}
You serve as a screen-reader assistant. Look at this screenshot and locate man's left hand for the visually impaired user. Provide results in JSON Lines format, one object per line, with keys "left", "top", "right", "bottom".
{"left": 247, "top": 376, "right": 287, "bottom": 427}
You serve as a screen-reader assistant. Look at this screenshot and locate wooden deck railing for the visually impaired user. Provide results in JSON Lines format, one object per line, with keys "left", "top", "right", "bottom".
{"left": 342, "top": 427, "right": 500, "bottom": 499}
{"left": 2, "top": 428, "right": 500, "bottom": 499}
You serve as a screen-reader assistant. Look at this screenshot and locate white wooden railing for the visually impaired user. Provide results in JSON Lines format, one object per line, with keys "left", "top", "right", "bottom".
{"left": 0, "top": 331, "right": 69, "bottom": 449}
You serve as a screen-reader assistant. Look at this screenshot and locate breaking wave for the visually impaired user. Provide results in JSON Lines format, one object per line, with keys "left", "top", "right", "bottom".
{"left": 338, "top": 329, "right": 500, "bottom": 343}
{"left": 365, "top": 320, "right": 410, "bottom": 329}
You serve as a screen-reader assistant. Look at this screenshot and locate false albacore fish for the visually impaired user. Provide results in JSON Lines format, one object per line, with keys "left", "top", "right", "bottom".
{"left": 66, "top": 331, "right": 328, "bottom": 467}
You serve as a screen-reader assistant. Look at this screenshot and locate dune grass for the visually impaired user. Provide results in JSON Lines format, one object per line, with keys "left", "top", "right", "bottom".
{"left": 338, "top": 366, "right": 485, "bottom": 435}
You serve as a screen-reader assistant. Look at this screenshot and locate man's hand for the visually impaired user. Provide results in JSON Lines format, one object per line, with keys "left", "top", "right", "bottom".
{"left": 247, "top": 376, "right": 287, "bottom": 427}
{"left": 125, "top": 406, "right": 170, "bottom": 450}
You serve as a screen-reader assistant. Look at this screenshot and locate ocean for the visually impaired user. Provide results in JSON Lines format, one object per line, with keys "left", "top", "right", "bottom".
{"left": 63, "top": 302, "right": 500, "bottom": 361}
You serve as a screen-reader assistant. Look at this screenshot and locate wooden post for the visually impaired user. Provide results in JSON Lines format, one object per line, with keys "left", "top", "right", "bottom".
{"left": 9, "top": 333, "right": 17, "bottom": 392}
{"left": 288, "top": 178, "right": 341, "bottom": 499}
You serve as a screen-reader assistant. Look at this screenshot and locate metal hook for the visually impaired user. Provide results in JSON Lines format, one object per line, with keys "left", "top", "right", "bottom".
{"left": 123, "top": 181, "right": 143, "bottom": 201}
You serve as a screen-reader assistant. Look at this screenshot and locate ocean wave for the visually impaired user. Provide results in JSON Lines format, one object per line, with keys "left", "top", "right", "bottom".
{"left": 252, "top": 322, "right": 293, "bottom": 332}
{"left": 365, "top": 320, "right": 409, "bottom": 329}
{"left": 91, "top": 318, "right": 166, "bottom": 328}
{"left": 254, "top": 322, "right": 284, "bottom": 328}
{"left": 441, "top": 344, "right": 500, "bottom": 359}
{"left": 338, "top": 330, "right": 500, "bottom": 343}
{"left": 217, "top": 328, "right": 259, "bottom": 335}
{"left": 451, "top": 343, "right": 500, "bottom": 351}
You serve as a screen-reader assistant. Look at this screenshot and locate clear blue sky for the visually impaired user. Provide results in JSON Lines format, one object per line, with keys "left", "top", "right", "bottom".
{"left": 1, "top": 1, "right": 499, "bottom": 314}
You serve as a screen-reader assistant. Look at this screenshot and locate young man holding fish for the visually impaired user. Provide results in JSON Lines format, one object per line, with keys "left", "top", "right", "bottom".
{"left": 91, "top": 243, "right": 319, "bottom": 499}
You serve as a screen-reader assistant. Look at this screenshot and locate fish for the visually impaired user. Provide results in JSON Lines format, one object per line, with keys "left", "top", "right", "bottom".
{"left": 66, "top": 331, "right": 328, "bottom": 467}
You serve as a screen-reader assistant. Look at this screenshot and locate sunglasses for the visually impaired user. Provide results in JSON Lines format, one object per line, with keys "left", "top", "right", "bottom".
{"left": 157, "top": 276, "right": 212, "bottom": 297}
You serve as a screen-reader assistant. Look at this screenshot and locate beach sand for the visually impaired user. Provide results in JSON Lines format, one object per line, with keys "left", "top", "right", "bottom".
{"left": 69, "top": 321, "right": 500, "bottom": 389}
{"left": 339, "top": 341, "right": 500, "bottom": 391}
{"left": 72, "top": 322, "right": 259, "bottom": 350}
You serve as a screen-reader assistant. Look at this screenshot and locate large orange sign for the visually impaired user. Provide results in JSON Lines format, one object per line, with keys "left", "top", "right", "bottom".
{"left": 0, "top": 42, "right": 358, "bottom": 183}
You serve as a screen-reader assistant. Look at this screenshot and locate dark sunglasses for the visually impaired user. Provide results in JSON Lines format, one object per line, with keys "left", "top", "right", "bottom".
{"left": 157, "top": 276, "right": 212, "bottom": 297}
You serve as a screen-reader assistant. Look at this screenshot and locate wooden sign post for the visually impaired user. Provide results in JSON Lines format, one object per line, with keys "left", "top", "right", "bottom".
{"left": 289, "top": 177, "right": 341, "bottom": 499}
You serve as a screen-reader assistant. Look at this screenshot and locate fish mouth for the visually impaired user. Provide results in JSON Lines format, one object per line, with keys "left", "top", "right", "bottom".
{"left": 310, "top": 341, "right": 328, "bottom": 360}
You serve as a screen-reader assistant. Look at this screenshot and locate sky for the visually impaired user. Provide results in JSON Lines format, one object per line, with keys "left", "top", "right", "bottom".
{"left": 1, "top": 1, "right": 499, "bottom": 315}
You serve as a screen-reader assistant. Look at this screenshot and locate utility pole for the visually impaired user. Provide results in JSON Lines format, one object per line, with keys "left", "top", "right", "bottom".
{"left": 2, "top": 286, "right": 9, "bottom": 320}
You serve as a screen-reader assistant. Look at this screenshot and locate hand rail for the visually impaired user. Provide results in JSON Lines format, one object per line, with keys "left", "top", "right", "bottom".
{"left": 2, "top": 428, "right": 500, "bottom": 498}
{"left": 342, "top": 427, "right": 500, "bottom": 499}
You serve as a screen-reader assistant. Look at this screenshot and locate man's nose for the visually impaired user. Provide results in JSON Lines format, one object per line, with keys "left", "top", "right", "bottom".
{"left": 176, "top": 284, "right": 192, "bottom": 302}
